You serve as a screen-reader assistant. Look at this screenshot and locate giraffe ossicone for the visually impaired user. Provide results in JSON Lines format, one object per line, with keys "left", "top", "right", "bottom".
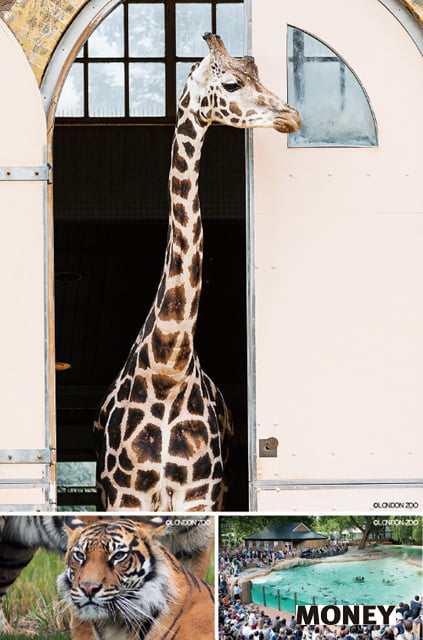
{"left": 94, "top": 34, "right": 301, "bottom": 512}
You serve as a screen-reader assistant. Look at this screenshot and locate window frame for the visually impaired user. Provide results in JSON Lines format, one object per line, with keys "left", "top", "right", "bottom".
{"left": 56, "top": 0, "right": 243, "bottom": 124}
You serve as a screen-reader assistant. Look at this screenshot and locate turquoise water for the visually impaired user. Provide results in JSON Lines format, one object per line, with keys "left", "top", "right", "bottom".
{"left": 251, "top": 554, "right": 422, "bottom": 611}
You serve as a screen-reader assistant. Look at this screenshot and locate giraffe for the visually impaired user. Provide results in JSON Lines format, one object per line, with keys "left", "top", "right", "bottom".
{"left": 94, "top": 33, "right": 301, "bottom": 512}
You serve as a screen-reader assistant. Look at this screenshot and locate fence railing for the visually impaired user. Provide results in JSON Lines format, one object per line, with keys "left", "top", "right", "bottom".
{"left": 250, "top": 584, "right": 340, "bottom": 613}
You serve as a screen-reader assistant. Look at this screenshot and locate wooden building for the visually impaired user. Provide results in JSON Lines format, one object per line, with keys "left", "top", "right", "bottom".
{"left": 244, "top": 521, "right": 327, "bottom": 551}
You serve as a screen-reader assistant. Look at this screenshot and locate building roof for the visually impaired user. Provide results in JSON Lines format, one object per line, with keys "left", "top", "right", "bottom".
{"left": 244, "top": 521, "right": 327, "bottom": 541}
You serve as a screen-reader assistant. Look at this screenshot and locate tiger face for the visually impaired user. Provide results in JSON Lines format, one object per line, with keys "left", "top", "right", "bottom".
{"left": 58, "top": 519, "right": 174, "bottom": 634}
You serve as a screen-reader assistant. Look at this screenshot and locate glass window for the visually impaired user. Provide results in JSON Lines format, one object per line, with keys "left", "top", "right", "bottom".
{"left": 88, "top": 5, "right": 124, "bottom": 58}
{"left": 56, "top": 64, "right": 84, "bottom": 117}
{"left": 128, "top": 3, "right": 165, "bottom": 57}
{"left": 176, "top": 3, "right": 211, "bottom": 57}
{"left": 129, "top": 62, "right": 166, "bottom": 116}
{"left": 176, "top": 61, "right": 195, "bottom": 100}
{"left": 56, "top": 1, "right": 244, "bottom": 121}
{"left": 89, "top": 63, "right": 125, "bottom": 117}
{"left": 216, "top": 3, "right": 244, "bottom": 57}
{"left": 287, "top": 26, "right": 377, "bottom": 147}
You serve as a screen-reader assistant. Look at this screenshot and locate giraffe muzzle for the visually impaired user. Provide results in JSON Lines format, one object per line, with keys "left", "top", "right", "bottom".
{"left": 273, "top": 108, "right": 302, "bottom": 133}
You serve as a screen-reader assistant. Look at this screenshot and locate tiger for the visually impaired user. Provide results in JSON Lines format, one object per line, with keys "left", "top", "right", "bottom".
{"left": 0, "top": 515, "right": 213, "bottom": 637}
{"left": 58, "top": 518, "right": 215, "bottom": 640}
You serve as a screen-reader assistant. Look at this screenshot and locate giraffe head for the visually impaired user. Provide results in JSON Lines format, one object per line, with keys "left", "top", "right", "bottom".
{"left": 195, "top": 33, "right": 301, "bottom": 133}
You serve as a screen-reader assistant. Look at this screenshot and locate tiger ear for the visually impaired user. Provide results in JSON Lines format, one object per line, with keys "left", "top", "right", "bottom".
{"left": 135, "top": 516, "right": 169, "bottom": 538}
{"left": 63, "top": 515, "right": 86, "bottom": 533}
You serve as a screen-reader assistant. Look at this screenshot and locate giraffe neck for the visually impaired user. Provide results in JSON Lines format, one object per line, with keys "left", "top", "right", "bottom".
{"left": 143, "top": 73, "right": 210, "bottom": 379}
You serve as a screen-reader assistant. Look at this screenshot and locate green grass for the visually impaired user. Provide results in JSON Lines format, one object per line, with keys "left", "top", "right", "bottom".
{"left": 3, "top": 549, "right": 70, "bottom": 636}
{"left": 0, "top": 635, "right": 71, "bottom": 640}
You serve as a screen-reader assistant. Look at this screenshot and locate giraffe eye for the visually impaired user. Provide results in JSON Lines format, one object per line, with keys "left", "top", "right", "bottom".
{"left": 73, "top": 549, "right": 85, "bottom": 563}
{"left": 222, "top": 81, "right": 242, "bottom": 92}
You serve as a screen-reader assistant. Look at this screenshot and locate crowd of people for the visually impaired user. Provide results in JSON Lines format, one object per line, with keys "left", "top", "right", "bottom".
{"left": 219, "top": 547, "right": 421, "bottom": 640}
{"left": 220, "top": 547, "right": 299, "bottom": 575}
{"left": 219, "top": 543, "right": 349, "bottom": 580}
{"left": 219, "top": 597, "right": 422, "bottom": 640}
{"left": 300, "top": 544, "right": 348, "bottom": 559}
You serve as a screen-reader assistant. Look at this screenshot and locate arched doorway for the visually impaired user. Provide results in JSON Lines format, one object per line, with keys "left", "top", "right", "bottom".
{"left": 43, "top": 0, "right": 249, "bottom": 510}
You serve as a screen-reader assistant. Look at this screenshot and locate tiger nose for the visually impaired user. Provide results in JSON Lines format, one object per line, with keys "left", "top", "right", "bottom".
{"left": 80, "top": 582, "right": 102, "bottom": 598}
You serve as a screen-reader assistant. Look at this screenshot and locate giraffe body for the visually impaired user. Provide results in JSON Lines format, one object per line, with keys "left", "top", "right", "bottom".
{"left": 94, "top": 34, "right": 301, "bottom": 512}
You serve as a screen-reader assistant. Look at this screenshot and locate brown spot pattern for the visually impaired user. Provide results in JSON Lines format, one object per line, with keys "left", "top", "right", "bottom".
{"left": 190, "top": 291, "right": 200, "bottom": 318}
{"left": 159, "top": 285, "right": 186, "bottom": 322}
{"left": 120, "top": 494, "right": 141, "bottom": 508}
{"left": 113, "top": 467, "right": 131, "bottom": 488}
{"left": 132, "top": 424, "right": 162, "bottom": 463}
{"left": 138, "top": 344, "right": 150, "bottom": 370}
{"left": 124, "top": 408, "right": 145, "bottom": 440}
{"left": 152, "top": 327, "right": 178, "bottom": 364}
{"left": 152, "top": 374, "right": 177, "bottom": 400}
{"left": 169, "top": 382, "right": 188, "bottom": 422}
{"left": 229, "top": 102, "right": 243, "bottom": 116}
{"left": 130, "top": 376, "right": 148, "bottom": 403}
{"left": 172, "top": 176, "right": 191, "bottom": 200}
{"left": 189, "top": 252, "right": 201, "bottom": 288}
{"left": 165, "top": 462, "right": 188, "bottom": 484}
{"left": 187, "top": 383, "right": 204, "bottom": 416}
{"left": 135, "top": 469, "right": 160, "bottom": 492}
{"left": 169, "top": 253, "right": 183, "bottom": 276}
{"left": 177, "top": 118, "right": 197, "bottom": 140}
{"left": 175, "top": 332, "right": 192, "bottom": 371}
{"left": 169, "top": 420, "right": 208, "bottom": 459}
{"left": 173, "top": 225, "right": 189, "bottom": 254}
{"left": 186, "top": 484, "right": 209, "bottom": 501}
{"left": 193, "top": 217, "right": 202, "bottom": 243}
{"left": 173, "top": 203, "right": 188, "bottom": 226}
{"left": 183, "top": 141, "right": 195, "bottom": 157}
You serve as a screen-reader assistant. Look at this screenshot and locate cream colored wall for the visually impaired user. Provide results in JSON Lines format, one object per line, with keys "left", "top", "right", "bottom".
{"left": 251, "top": 0, "right": 423, "bottom": 508}
{"left": 0, "top": 19, "right": 48, "bottom": 506}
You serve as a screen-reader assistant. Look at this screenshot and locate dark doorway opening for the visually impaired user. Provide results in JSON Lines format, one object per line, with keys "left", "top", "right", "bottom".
{"left": 53, "top": 123, "right": 248, "bottom": 510}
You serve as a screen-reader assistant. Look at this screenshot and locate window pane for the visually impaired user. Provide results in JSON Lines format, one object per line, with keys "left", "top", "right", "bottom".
{"left": 129, "top": 62, "right": 165, "bottom": 116}
{"left": 128, "top": 3, "right": 165, "bottom": 57}
{"left": 57, "top": 462, "right": 96, "bottom": 488}
{"left": 89, "top": 63, "right": 124, "bottom": 116}
{"left": 287, "top": 27, "right": 377, "bottom": 147}
{"left": 88, "top": 5, "right": 124, "bottom": 58}
{"left": 56, "top": 63, "right": 84, "bottom": 117}
{"left": 216, "top": 3, "right": 244, "bottom": 57}
{"left": 176, "top": 62, "right": 195, "bottom": 101}
{"left": 176, "top": 3, "right": 211, "bottom": 57}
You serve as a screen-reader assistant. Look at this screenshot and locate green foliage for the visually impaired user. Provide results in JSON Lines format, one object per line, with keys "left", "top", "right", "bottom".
{"left": 0, "top": 635, "right": 71, "bottom": 640}
{"left": 3, "top": 549, "right": 70, "bottom": 635}
{"left": 390, "top": 516, "right": 422, "bottom": 545}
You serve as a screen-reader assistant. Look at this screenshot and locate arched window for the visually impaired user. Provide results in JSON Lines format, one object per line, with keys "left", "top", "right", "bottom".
{"left": 57, "top": 1, "right": 244, "bottom": 120}
{"left": 287, "top": 26, "right": 377, "bottom": 147}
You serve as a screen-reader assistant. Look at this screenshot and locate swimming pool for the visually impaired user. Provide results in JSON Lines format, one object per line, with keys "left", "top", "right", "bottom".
{"left": 251, "top": 553, "right": 422, "bottom": 612}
